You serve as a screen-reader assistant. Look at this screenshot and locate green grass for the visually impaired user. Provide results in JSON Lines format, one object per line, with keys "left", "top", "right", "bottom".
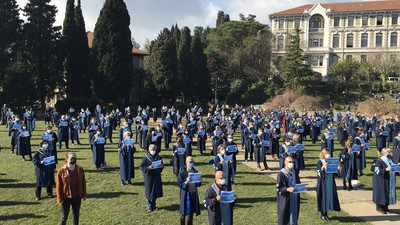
{"left": 0, "top": 120, "right": 370, "bottom": 224}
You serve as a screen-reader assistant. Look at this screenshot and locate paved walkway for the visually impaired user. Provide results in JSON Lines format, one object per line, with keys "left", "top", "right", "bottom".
{"left": 236, "top": 150, "right": 400, "bottom": 225}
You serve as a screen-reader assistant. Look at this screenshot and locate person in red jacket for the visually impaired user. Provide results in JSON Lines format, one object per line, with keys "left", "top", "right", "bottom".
{"left": 56, "top": 152, "right": 87, "bottom": 225}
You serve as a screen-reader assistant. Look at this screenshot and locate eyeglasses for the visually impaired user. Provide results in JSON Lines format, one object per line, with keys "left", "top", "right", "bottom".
{"left": 287, "top": 161, "right": 294, "bottom": 163}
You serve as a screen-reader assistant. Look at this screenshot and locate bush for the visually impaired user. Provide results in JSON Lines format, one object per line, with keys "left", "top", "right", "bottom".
{"left": 261, "top": 91, "right": 297, "bottom": 113}
{"left": 289, "top": 95, "right": 329, "bottom": 112}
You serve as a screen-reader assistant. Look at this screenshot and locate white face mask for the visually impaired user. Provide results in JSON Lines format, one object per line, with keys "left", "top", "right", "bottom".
{"left": 97, "top": 131, "right": 101, "bottom": 135}
{"left": 288, "top": 162, "right": 294, "bottom": 169}
{"left": 258, "top": 132, "right": 263, "bottom": 135}
{"left": 150, "top": 150, "right": 156, "bottom": 155}
{"left": 325, "top": 154, "right": 331, "bottom": 159}
{"left": 228, "top": 138, "right": 233, "bottom": 142}
{"left": 220, "top": 150, "right": 225, "bottom": 155}
{"left": 42, "top": 144, "right": 49, "bottom": 149}
{"left": 286, "top": 142, "right": 291, "bottom": 146}
{"left": 218, "top": 178, "right": 226, "bottom": 186}
{"left": 47, "top": 129, "right": 52, "bottom": 133}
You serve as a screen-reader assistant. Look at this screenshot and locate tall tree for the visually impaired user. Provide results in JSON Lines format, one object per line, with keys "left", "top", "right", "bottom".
{"left": 91, "top": 0, "right": 133, "bottom": 102}
{"left": 0, "top": 0, "right": 22, "bottom": 82}
{"left": 172, "top": 23, "right": 180, "bottom": 51}
{"left": 177, "top": 26, "right": 193, "bottom": 102}
{"left": 74, "top": 0, "right": 90, "bottom": 96}
{"left": 151, "top": 28, "right": 178, "bottom": 101}
{"left": 23, "top": 0, "right": 62, "bottom": 109}
{"left": 216, "top": 11, "right": 230, "bottom": 27}
{"left": 62, "top": 0, "right": 77, "bottom": 97}
{"left": 279, "top": 28, "right": 314, "bottom": 94}
{"left": 191, "top": 27, "right": 210, "bottom": 102}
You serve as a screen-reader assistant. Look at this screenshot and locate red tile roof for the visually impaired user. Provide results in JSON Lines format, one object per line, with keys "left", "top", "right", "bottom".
{"left": 270, "top": 0, "right": 400, "bottom": 16}
{"left": 86, "top": 31, "right": 149, "bottom": 55}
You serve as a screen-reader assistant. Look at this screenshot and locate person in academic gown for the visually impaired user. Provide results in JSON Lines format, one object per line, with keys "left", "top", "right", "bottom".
{"left": 70, "top": 118, "right": 81, "bottom": 145}
{"left": 91, "top": 128, "right": 106, "bottom": 170}
{"left": 278, "top": 138, "right": 291, "bottom": 169}
{"left": 16, "top": 125, "right": 32, "bottom": 161}
{"left": 154, "top": 125, "right": 163, "bottom": 152}
{"left": 316, "top": 149, "right": 341, "bottom": 221}
{"left": 118, "top": 121, "right": 131, "bottom": 142}
{"left": 140, "top": 144, "right": 163, "bottom": 211}
{"left": 354, "top": 130, "right": 367, "bottom": 176}
{"left": 182, "top": 129, "right": 193, "bottom": 156}
{"left": 10, "top": 116, "right": 23, "bottom": 153}
{"left": 197, "top": 126, "right": 207, "bottom": 154}
{"left": 173, "top": 137, "right": 186, "bottom": 177}
{"left": 321, "top": 128, "right": 334, "bottom": 154}
{"left": 392, "top": 130, "right": 400, "bottom": 164}
{"left": 226, "top": 135, "right": 239, "bottom": 179}
{"left": 373, "top": 148, "right": 397, "bottom": 214}
{"left": 214, "top": 145, "right": 234, "bottom": 191}
{"left": 57, "top": 115, "right": 70, "bottom": 150}
{"left": 204, "top": 171, "right": 236, "bottom": 225}
{"left": 88, "top": 118, "right": 99, "bottom": 150}
{"left": 253, "top": 128, "right": 269, "bottom": 171}
{"left": 42, "top": 126, "right": 58, "bottom": 166}
{"left": 376, "top": 122, "right": 387, "bottom": 152}
{"left": 276, "top": 156, "right": 301, "bottom": 225}
{"left": 44, "top": 106, "right": 51, "bottom": 125}
{"left": 244, "top": 122, "right": 256, "bottom": 161}
{"left": 178, "top": 156, "right": 202, "bottom": 225}
{"left": 119, "top": 131, "right": 136, "bottom": 185}
{"left": 336, "top": 121, "right": 348, "bottom": 147}
{"left": 339, "top": 140, "right": 357, "bottom": 191}
{"left": 269, "top": 125, "right": 280, "bottom": 160}
{"left": 32, "top": 141, "right": 55, "bottom": 201}
{"left": 1, "top": 104, "right": 8, "bottom": 125}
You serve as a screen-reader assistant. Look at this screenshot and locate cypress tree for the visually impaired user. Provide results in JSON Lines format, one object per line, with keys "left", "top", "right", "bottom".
{"left": 191, "top": 27, "right": 210, "bottom": 101}
{"left": 23, "top": 0, "right": 62, "bottom": 109}
{"left": 151, "top": 28, "right": 178, "bottom": 101}
{"left": 0, "top": 0, "right": 22, "bottom": 81}
{"left": 172, "top": 23, "right": 180, "bottom": 51}
{"left": 91, "top": 0, "right": 133, "bottom": 102}
{"left": 177, "top": 26, "right": 193, "bottom": 102}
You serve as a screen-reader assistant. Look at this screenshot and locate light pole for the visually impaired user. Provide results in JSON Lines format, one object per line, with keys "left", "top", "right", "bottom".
{"left": 214, "top": 76, "right": 219, "bottom": 104}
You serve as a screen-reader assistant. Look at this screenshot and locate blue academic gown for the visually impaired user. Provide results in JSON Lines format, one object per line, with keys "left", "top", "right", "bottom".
{"left": 316, "top": 159, "right": 341, "bottom": 213}
{"left": 92, "top": 134, "right": 105, "bottom": 168}
{"left": 373, "top": 157, "right": 396, "bottom": 206}
{"left": 119, "top": 141, "right": 136, "bottom": 181}
{"left": 277, "top": 168, "right": 300, "bottom": 225}
{"left": 32, "top": 149, "right": 55, "bottom": 187}
{"left": 140, "top": 153, "right": 163, "bottom": 200}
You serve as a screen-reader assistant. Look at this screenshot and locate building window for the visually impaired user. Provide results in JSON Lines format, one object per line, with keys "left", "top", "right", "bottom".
{"left": 319, "top": 56, "right": 323, "bottom": 66}
{"left": 294, "top": 18, "right": 300, "bottom": 28}
{"left": 332, "top": 34, "right": 339, "bottom": 48}
{"left": 332, "top": 55, "right": 339, "bottom": 64}
{"left": 348, "top": 16, "right": 354, "bottom": 26}
{"left": 391, "top": 32, "right": 398, "bottom": 47}
{"left": 311, "top": 16, "right": 323, "bottom": 28}
{"left": 361, "top": 55, "right": 367, "bottom": 61}
{"left": 376, "top": 33, "right": 383, "bottom": 47}
{"left": 346, "top": 55, "right": 352, "bottom": 60}
{"left": 278, "top": 36, "right": 284, "bottom": 49}
{"left": 278, "top": 19, "right": 284, "bottom": 29}
{"left": 377, "top": 15, "right": 383, "bottom": 25}
{"left": 347, "top": 34, "right": 353, "bottom": 48}
{"left": 362, "top": 15, "right": 368, "bottom": 26}
{"left": 361, "top": 33, "right": 368, "bottom": 47}
{"left": 334, "top": 17, "right": 340, "bottom": 27}
{"left": 393, "top": 14, "right": 398, "bottom": 25}
{"left": 312, "top": 55, "right": 318, "bottom": 66}
{"left": 313, "top": 39, "right": 319, "bottom": 47}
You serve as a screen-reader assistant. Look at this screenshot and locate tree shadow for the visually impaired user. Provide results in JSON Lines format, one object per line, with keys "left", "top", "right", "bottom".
{"left": 0, "top": 201, "right": 40, "bottom": 206}
{"left": 0, "top": 178, "right": 19, "bottom": 183}
{"left": 0, "top": 213, "right": 46, "bottom": 221}
{"left": 0, "top": 183, "right": 36, "bottom": 188}
{"left": 237, "top": 182, "right": 276, "bottom": 186}
{"left": 87, "top": 191, "right": 138, "bottom": 199}
{"left": 238, "top": 197, "right": 275, "bottom": 204}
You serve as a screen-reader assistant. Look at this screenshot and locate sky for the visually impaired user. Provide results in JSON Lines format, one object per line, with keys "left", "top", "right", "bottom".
{"left": 15, "top": 0, "right": 374, "bottom": 48}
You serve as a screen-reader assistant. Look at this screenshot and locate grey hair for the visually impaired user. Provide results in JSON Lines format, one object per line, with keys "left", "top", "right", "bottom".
{"left": 381, "top": 148, "right": 391, "bottom": 155}
{"left": 149, "top": 144, "right": 157, "bottom": 150}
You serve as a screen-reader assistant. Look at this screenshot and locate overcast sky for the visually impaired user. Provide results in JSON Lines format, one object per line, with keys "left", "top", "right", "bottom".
{"left": 16, "top": 0, "right": 370, "bottom": 48}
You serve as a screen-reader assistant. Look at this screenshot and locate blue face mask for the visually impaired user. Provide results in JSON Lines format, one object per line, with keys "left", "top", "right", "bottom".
{"left": 188, "top": 162, "right": 194, "bottom": 168}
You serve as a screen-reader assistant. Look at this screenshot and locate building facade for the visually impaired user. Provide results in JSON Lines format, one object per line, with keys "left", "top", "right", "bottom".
{"left": 269, "top": 0, "right": 400, "bottom": 80}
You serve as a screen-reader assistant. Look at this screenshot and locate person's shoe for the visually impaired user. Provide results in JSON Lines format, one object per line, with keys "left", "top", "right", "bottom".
{"left": 35, "top": 197, "right": 40, "bottom": 201}
{"left": 348, "top": 185, "right": 353, "bottom": 191}
{"left": 321, "top": 215, "right": 327, "bottom": 221}
{"left": 377, "top": 208, "right": 387, "bottom": 214}
{"left": 360, "top": 172, "right": 364, "bottom": 177}
{"left": 324, "top": 213, "right": 330, "bottom": 221}
{"left": 257, "top": 167, "right": 262, "bottom": 171}
{"left": 154, "top": 207, "right": 159, "bottom": 211}
{"left": 127, "top": 180, "right": 132, "bottom": 184}
{"left": 22, "top": 158, "right": 26, "bottom": 161}
{"left": 121, "top": 181, "right": 125, "bottom": 186}
{"left": 147, "top": 208, "right": 153, "bottom": 212}
{"left": 343, "top": 182, "right": 347, "bottom": 190}
{"left": 10, "top": 151, "right": 14, "bottom": 154}
{"left": 48, "top": 194, "right": 54, "bottom": 198}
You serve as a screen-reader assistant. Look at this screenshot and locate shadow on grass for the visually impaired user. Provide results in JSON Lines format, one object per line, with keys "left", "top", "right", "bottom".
{"left": 0, "top": 201, "right": 40, "bottom": 206}
{"left": 330, "top": 215, "right": 369, "bottom": 223}
{"left": 0, "top": 213, "right": 46, "bottom": 221}
{"left": 0, "top": 178, "right": 19, "bottom": 183}
{"left": 87, "top": 191, "right": 138, "bottom": 199}
{"left": 0, "top": 182, "right": 36, "bottom": 188}
{"left": 160, "top": 203, "right": 180, "bottom": 211}
{"left": 237, "top": 182, "right": 276, "bottom": 186}
{"left": 238, "top": 197, "right": 275, "bottom": 204}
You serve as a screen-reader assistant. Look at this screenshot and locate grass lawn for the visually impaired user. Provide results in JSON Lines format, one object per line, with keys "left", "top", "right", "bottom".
{"left": 0, "top": 119, "right": 371, "bottom": 224}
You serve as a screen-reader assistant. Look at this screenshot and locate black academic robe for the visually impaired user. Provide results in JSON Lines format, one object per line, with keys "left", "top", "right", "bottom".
{"left": 32, "top": 149, "right": 55, "bottom": 187}
{"left": 140, "top": 153, "right": 163, "bottom": 200}
{"left": 339, "top": 147, "right": 358, "bottom": 181}
{"left": 393, "top": 136, "right": 400, "bottom": 164}
{"left": 119, "top": 143, "right": 136, "bottom": 181}
{"left": 16, "top": 131, "right": 32, "bottom": 156}
{"left": 276, "top": 169, "right": 300, "bottom": 225}
{"left": 92, "top": 135, "right": 105, "bottom": 168}
{"left": 173, "top": 143, "right": 186, "bottom": 176}
{"left": 376, "top": 127, "right": 387, "bottom": 151}
{"left": 316, "top": 160, "right": 341, "bottom": 213}
{"left": 57, "top": 120, "right": 70, "bottom": 142}
{"left": 178, "top": 167, "right": 201, "bottom": 216}
{"left": 372, "top": 158, "right": 390, "bottom": 206}
{"left": 204, "top": 183, "right": 235, "bottom": 225}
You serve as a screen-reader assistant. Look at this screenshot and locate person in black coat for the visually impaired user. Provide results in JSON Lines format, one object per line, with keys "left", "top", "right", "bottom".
{"left": 178, "top": 156, "right": 202, "bottom": 225}
{"left": 57, "top": 115, "right": 70, "bottom": 150}
{"left": 339, "top": 140, "right": 357, "bottom": 190}
{"left": 393, "top": 130, "right": 400, "bottom": 164}
{"left": 16, "top": 125, "right": 32, "bottom": 161}
{"left": 276, "top": 156, "right": 301, "bottom": 225}
{"left": 32, "top": 141, "right": 55, "bottom": 201}
{"left": 317, "top": 149, "right": 341, "bottom": 221}
{"left": 140, "top": 144, "right": 164, "bottom": 211}
{"left": 376, "top": 122, "right": 387, "bottom": 153}
{"left": 204, "top": 171, "right": 236, "bottom": 225}
{"left": 119, "top": 131, "right": 136, "bottom": 185}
